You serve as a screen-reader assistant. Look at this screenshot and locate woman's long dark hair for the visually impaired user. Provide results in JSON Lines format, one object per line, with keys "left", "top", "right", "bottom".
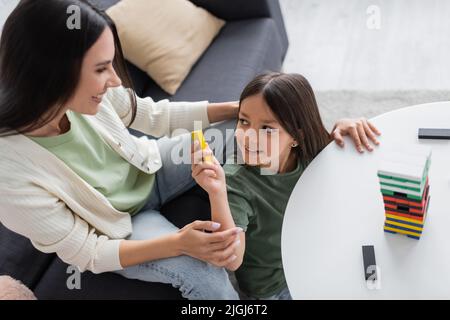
{"left": 239, "top": 72, "right": 331, "bottom": 168}
{"left": 0, "top": 0, "right": 137, "bottom": 136}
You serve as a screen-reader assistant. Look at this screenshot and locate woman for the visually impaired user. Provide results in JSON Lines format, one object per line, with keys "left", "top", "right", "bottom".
{"left": 0, "top": 0, "right": 379, "bottom": 299}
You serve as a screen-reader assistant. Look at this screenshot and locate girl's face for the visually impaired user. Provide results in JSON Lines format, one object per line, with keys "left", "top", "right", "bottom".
{"left": 65, "top": 27, "right": 122, "bottom": 115}
{"left": 236, "top": 94, "right": 298, "bottom": 171}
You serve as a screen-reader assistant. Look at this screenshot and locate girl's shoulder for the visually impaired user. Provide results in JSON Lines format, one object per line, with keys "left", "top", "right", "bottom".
{"left": 223, "top": 161, "right": 260, "bottom": 192}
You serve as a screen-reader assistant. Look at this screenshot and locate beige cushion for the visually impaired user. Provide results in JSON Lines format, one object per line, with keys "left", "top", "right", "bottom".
{"left": 106, "top": 0, "right": 225, "bottom": 95}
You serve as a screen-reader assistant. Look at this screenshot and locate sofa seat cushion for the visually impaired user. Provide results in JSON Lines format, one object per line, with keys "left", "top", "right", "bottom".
{"left": 33, "top": 258, "right": 182, "bottom": 300}
{"left": 0, "top": 224, "right": 55, "bottom": 290}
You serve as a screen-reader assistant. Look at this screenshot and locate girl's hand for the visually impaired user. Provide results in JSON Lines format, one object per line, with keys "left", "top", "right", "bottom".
{"left": 332, "top": 118, "right": 381, "bottom": 153}
{"left": 191, "top": 142, "right": 227, "bottom": 195}
{"left": 177, "top": 220, "right": 243, "bottom": 267}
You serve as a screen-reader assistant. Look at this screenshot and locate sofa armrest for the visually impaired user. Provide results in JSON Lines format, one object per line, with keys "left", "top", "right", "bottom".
{"left": 191, "top": 0, "right": 289, "bottom": 59}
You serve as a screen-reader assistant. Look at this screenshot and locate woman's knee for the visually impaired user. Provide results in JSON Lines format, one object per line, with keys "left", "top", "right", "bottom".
{"left": 115, "top": 254, "right": 239, "bottom": 300}
{"left": 129, "top": 210, "right": 178, "bottom": 241}
{"left": 148, "top": 254, "right": 239, "bottom": 299}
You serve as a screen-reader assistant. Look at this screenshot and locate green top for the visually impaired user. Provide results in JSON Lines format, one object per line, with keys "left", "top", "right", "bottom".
{"left": 224, "top": 160, "right": 304, "bottom": 298}
{"left": 28, "top": 111, "right": 154, "bottom": 216}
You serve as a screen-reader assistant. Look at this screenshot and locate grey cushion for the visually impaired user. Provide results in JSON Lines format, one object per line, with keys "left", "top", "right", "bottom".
{"left": 142, "top": 18, "right": 283, "bottom": 102}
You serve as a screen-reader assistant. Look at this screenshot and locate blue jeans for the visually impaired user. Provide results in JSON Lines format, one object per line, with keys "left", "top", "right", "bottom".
{"left": 114, "top": 121, "right": 239, "bottom": 300}
{"left": 240, "top": 286, "right": 292, "bottom": 300}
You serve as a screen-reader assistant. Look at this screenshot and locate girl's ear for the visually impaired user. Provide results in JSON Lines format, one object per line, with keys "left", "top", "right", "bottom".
{"left": 291, "top": 129, "right": 305, "bottom": 148}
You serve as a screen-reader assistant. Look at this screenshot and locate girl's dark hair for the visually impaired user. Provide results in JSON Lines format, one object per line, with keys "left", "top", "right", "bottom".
{"left": 0, "top": 0, "right": 137, "bottom": 136}
{"left": 239, "top": 72, "right": 331, "bottom": 167}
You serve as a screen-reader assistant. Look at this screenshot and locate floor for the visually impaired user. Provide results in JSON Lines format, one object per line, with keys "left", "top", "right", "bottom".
{"left": 2, "top": 0, "right": 448, "bottom": 92}
{"left": 280, "top": 0, "right": 450, "bottom": 91}
{"left": 0, "top": 0, "right": 18, "bottom": 30}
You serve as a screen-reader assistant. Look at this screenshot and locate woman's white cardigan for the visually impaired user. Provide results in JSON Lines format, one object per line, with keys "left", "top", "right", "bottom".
{"left": 0, "top": 86, "right": 210, "bottom": 274}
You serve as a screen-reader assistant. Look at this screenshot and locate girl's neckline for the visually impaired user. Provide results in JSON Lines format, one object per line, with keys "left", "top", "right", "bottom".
{"left": 245, "top": 160, "right": 302, "bottom": 177}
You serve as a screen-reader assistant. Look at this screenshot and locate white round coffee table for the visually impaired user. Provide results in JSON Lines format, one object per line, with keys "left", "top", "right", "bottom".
{"left": 281, "top": 102, "right": 450, "bottom": 299}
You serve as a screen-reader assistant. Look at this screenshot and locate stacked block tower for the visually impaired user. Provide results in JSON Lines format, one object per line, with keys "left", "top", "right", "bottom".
{"left": 377, "top": 147, "right": 432, "bottom": 240}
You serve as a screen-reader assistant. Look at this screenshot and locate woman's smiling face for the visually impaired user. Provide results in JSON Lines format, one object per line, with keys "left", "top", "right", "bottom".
{"left": 65, "top": 27, "right": 122, "bottom": 115}
{"left": 235, "top": 93, "right": 297, "bottom": 170}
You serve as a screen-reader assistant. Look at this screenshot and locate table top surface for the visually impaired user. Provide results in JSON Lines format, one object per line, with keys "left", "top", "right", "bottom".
{"left": 281, "top": 101, "right": 450, "bottom": 299}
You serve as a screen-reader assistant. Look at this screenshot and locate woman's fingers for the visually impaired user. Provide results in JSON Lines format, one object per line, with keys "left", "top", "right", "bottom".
{"left": 211, "top": 252, "right": 238, "bottom": 268}
{"left": 211, "top": 238, "right": 240, "bottom": 266}
{"left": 209, "top": 233, "right": 239, "bottom": 251}
{"left": 189, "top": 220, "right": 222, "bottom": 233}
{"left": 208, "top": 227, "right": 243, "bottom": 243}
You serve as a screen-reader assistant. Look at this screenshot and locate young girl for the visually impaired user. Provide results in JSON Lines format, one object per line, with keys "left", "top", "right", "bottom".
{"left": 191, "top": 72, "right": 381, "bottom": 300}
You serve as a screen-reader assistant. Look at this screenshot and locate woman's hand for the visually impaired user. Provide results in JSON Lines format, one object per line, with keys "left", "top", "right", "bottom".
{"left": 332, "top": 118, "right": 381, "bottom": 153}
{"left": 207, "top": 101, "right": 239, "bottom": 123}
{"left": 191, "top": 142, "right": 227, "bottom": 195}
{"left": 177, "top": 220, "right": 243, "bottom": 267}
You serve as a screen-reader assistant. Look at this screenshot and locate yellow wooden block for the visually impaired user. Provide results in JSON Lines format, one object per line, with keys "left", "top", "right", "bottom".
{"left": 385, "top": 213, "right": 425, "bottom": 225}
{"left": 191, "top": 130, "right": 207, "bottom": 149}
{"left": 191, "top": 130, "right": 212, "bottom": 163}
{"left": 384, "top": 219, "right": 423, "bottom": 232}
{"left": 384, "top": 225, "right": 421, "bottom": 237}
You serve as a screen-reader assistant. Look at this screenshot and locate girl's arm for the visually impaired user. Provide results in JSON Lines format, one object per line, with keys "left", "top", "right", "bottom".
{"left": 209, "top": 190, "right": 246, "bottom": 271}
{"left": 192, "top": 145, "right": 245, "bottom": 271}
{"left": 332, "top": 118, "right": 381, "bottom": 152}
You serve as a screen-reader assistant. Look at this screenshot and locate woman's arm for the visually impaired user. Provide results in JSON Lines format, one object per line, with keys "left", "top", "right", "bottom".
{"left": 107, "top": 86, "right": 238, "bottom": 137}
{"left": 119, "top": 220, "right": 243, "bottom": 268}
{"left": 207, "top": 101, "right": 239, "bottom": 123}
{"left": 119, "top": 234, "right": 179, "bottom": 268}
